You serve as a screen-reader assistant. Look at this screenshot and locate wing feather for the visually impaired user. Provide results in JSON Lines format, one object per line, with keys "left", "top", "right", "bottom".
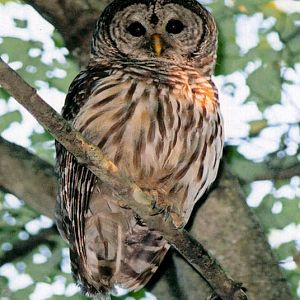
{"left": 55, "top": 67, "right": 109, "bottom": 293}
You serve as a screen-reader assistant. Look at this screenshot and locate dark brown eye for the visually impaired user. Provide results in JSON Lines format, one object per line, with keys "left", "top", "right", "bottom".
{"left": 166, "top": 19, "right": 185, "bottom": 34}
{"left": 127, "top": 21, "right": 146, "bottom": 37}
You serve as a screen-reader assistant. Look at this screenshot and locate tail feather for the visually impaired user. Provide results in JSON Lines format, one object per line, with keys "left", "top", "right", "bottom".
{"left": 73, "top": 183, "right": 169, "bottom": 297}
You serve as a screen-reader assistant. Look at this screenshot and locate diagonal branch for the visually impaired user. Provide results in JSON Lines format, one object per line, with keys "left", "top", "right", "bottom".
{"left": 0, "top": 58, "right": 247, "bottom": 299}
{"left": 0, "top": 226, "right": 58, "bottom": 266}
{"left": 0, "top": 136, "right": 56, "bottom": 218}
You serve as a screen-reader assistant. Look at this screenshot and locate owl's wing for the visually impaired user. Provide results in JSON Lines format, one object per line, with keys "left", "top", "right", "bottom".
{"left": 55, "top": 67, "right": 109, "bottom": 294}
{"left": 56, "top": 68, "right": 169, "bottom": 296}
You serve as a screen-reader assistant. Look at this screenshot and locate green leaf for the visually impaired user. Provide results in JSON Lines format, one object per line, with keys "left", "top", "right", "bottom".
{"left": 253, "top": 195, "right": 275, "bottom": 231}
{"left": 110, "top": 289, "right": 146, "bottom": 300}
{"left": 279, "top": 198, "right": 300, "bottom": 226}
{"left": 0, "top": 87, "right": 11, "bottom": 101}
{"left": 225, "top": 148, "right": 269, "bottom": 182}
{"left": 0, "top": 37, "right": 43, "bottom": 65}
{"left": 284, "top": 269, "right": 300, "bottom": 300}
{"left": 215, "top": 17, "right": 244, "bottom": 75}
{"left": 127, "top": 289, "right": 146, "bottom": 299}
{"left": 30, "top": 130, "right": 53, "bottom": 145}
{"left": 10, "top": 284, "right": 35, "bottom": 299}
{"left": 0, "top": 275, "right": 9, "bottom": 290}
{"left": 49, "top": 58, "right": 79, "bottom": 93}
{"left": 1, "top": 37, "right": 78, "bottom": 93}
{"left": 233, "top": 1, "right": 271, "bottom": 15}
{"left": 247, "top": 64, "right": 281, "bottom": 110}
{"left": 276, "top": 241, "right": 297, "bottom": 261}
{"left": 24, "top": 246, "right": 62, "bottom": 282}
{"left": 0, "top": 110, "right": 22, "bottom": 133}
{"left": 255, "top": 196, "right": 300, "bottom": 231}
{"left": 249, "top": 119, "right": 268, "bottom": 137}
{"left": 30, "top": 143, "right": 55, "bottom": 164}
{"left": 52, "top": 30, "right": 65, "bottom": 49}
{"left": 13, "top": 18, "right": 28, "bottom": 28}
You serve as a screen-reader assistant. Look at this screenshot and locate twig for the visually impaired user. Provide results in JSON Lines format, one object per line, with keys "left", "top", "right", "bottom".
{"left": 0, "top": 57, "right": 247, "bottom": 300}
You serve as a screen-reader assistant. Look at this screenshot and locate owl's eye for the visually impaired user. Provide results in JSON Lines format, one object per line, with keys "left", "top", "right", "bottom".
{"left": 127, "top": 21, "right": 146, "bottom": 37}
{"left": 166, "top": 19, "right": 185, "bottom": 34}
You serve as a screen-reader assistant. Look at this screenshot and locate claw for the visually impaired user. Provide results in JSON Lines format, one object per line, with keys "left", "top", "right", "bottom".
{"left": 151, "top": 200, "right": 157, "bottom": 210}
{"left": 207, "top": 294, "right": 221, "bottom": 300}
{"left": 150, "top": 200, "right": 172, "bottom": 221}
{"left": 163, "top": 210, "right": 170, "bottom": 221}
{"left": 150, "top": 201, "right": 166, "bottom": 216}
{"left": 147, "top": 191, "right": 184, "bottom": 228}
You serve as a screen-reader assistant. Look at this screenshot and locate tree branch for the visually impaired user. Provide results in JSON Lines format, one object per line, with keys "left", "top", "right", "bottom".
{"left": 0, "top": 58, "right": 247, "bottom": 299}
{"left": 0, "top": 226, "right": 57, "bottom": 265}
{"left": 251, "top": 164, "right": 300, "bottom": 181}
{"left": 226, "top": 149, "right": 300, "bottom": 183}
{"left": 0, "top": 136, "right": 56, "bottom": 218}
{"left": 189, "top": 167, "right": 293, "bottom": 300}
{"left": 23, "top": 0, "right": 112, "bottom": 66}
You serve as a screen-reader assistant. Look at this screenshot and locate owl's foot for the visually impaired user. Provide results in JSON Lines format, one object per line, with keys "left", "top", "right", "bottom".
{"left": 150, "top": 194, "right": 184, "bottom": 228}
{"left": 150, "top": 200, "right": 172, "bottom": 220}
{"left": 207, "top": 293, "right": 222, "bottom": 300}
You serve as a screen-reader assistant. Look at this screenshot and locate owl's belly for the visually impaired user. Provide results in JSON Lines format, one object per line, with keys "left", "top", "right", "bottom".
{"left": 73, "top": 77, "right": 223, "bottom": 223}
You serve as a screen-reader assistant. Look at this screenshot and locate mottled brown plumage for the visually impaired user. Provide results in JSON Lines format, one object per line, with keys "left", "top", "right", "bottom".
{"left": 55, "top": 0, "right": 223, "bottom": 298}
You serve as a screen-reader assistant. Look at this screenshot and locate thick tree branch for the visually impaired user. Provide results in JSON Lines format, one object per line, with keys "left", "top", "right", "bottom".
{"left": 250, "top": 164, "right": 300, "bottom": 182}
{"left": 0, "top": 59, "right": 247, "bottom": 299}
{"left": 0, "top": 136, "right": 56, "bottom": 218}
{"left": 189, "top": 167, "right": 293, "bottom": 300}
{"left": 0, "top": 226, "right": 57, "bottom": 266}
{"left": 23, "top": 0, "right": 111, "bottom": 65}
{"left": 226, "top": 149, "right": 300, "bottom": 183}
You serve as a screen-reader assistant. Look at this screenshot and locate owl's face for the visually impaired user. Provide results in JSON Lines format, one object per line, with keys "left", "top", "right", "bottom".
{"left": 92, "top": 0, "right": 217, "bottom": 71}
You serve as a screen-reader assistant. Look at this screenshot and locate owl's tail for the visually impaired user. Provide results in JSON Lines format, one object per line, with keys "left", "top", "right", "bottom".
{"left": 77, "top": 182, "right": 169, "bottom": 296}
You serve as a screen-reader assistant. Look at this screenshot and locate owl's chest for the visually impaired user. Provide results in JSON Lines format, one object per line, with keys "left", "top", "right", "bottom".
{"left": 73, "top": 76, "right": 220, "bottom": 187}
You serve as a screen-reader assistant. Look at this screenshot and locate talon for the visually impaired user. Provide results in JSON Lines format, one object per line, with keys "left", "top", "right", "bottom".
{"left": 207, "top": 294, "right": 221, "bottom": 300}
{"left": 151, "top": 200, "right": 156, "bottom": 209}
{"left": 118, "top": 200, "right": 129, "bottom": 209}
{"left": 163, "top": 210, "right": 170, "bottom": 221}
{"left": 150, "top": 202, "right": 165, "bottom": 216}
{"left": 150, "top": 210, "right": 160, "bottom": 216}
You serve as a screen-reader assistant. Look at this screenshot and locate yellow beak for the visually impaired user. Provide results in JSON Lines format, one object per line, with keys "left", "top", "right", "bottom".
{"left": 151, "top": 34, "right": 163, "bottom": 57}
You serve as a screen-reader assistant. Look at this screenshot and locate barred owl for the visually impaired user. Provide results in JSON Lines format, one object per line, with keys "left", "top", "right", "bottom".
{"left": 55, "top": 0, "right": 223, "bottom": 298}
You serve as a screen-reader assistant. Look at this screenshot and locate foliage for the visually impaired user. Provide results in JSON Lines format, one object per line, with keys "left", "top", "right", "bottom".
{"left": 0, "top": 0, "right": 300, "bottom": 299}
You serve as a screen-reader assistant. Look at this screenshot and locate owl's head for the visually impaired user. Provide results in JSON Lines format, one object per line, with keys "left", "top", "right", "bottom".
{"left": 91, "top": 0, "right": 217, "bottom": 74}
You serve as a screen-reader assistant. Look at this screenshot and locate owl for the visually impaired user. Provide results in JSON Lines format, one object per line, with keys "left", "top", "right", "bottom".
{"left": 55, "top": 0, "right": 223, "bottom": 298}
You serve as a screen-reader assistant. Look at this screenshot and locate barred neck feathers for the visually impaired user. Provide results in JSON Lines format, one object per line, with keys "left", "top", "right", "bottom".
{"left": 92, "top": 58, "right": 214, "bottom": 77}
{"left": 85, "top": 61, "right": 220, "bottom": 119}
{"left": 123, "top": 61, "right": 218, "bottom": 111}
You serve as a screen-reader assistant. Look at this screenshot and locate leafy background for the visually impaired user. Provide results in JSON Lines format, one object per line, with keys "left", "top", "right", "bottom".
{"left": 0, "top": 0, "right": 300, "bottom": 299}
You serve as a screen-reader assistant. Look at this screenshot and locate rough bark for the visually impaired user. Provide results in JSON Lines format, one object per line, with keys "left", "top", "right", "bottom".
{"left": 1, "top": 1, "right": 293, "bottom": 299}
{"left": 187, "top": 168, "right": 292, "bottom": 300}
{"left": 0, "top": 136, "right": 55, "bottom": 218}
